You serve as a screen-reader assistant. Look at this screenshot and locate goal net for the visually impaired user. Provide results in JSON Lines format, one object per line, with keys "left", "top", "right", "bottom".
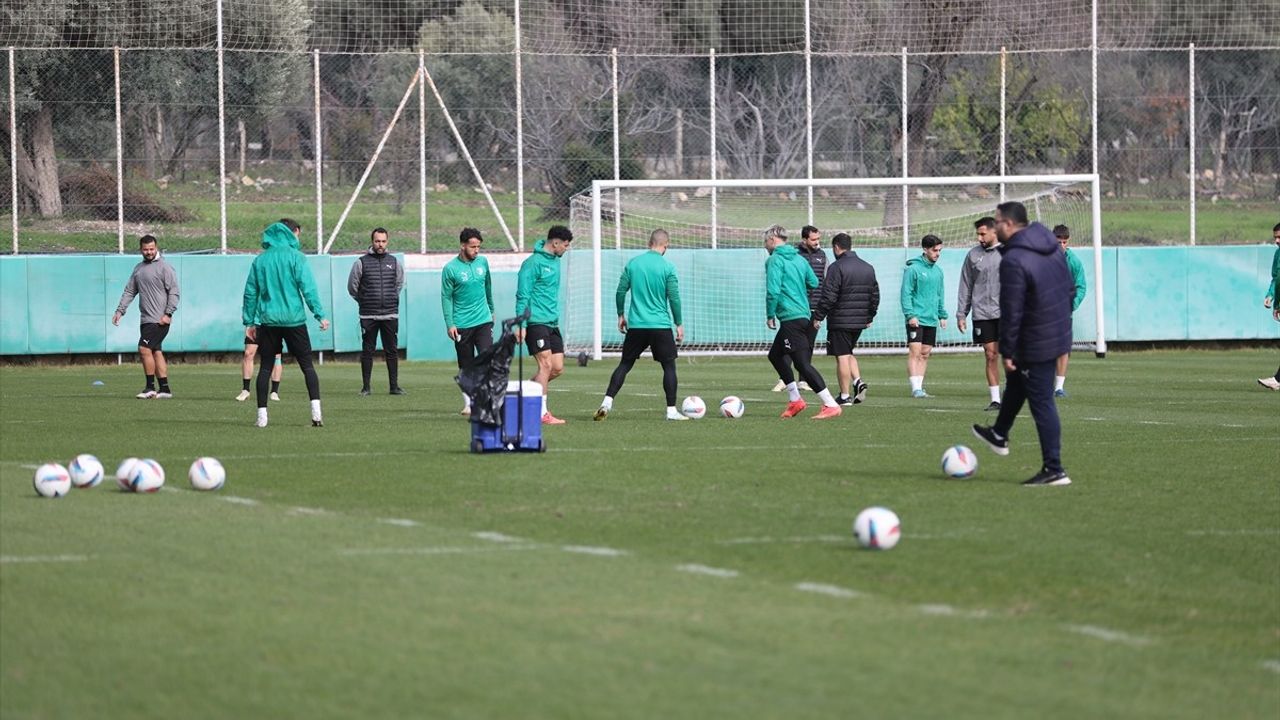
{"left": 565, "top": 175, "right": 1104, "bottom": 358}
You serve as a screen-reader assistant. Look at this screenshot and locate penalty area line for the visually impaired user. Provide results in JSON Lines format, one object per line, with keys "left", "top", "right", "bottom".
{"left": 0, "top": 554, "right": 90, "bottom": 565}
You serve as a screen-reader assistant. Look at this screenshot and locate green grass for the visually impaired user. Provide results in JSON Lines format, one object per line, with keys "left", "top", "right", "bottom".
{"left": 2, "top": 350, "right": 1278, "bottom": 718}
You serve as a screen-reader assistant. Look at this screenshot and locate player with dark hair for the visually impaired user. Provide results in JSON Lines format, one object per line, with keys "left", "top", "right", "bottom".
{"left": 972, "top": 201, "right": 1074, "bottom": 486}
{"left": 812, "top": 232, "right": 878, "bottom": 405}
{"left": 764, "top": 225, "right": 842, "bottom": 420}
{"left": 348, "top": 226, "right": 405, "bottom": 396}
{"left": 112, "top": 234, "right": 180, "bottom": 399}
{"left": 242, "top": 219, "right": 329, "bottom": 428}
{"left": 443, "top": 227, "right": 495, "bottom": 414}
{"left": 594, "top": 229, "right": 685, "bottom": 421}
{"left": 901, "top": 234, "right": 948, "bottom": 397}
{"left": 1052, "top": 224, "right": 1087, "bottom": 398}
{"left": 516, "top": 225, "right": 573, "bottom": 424}
{"left": 1258, "top": 222, "right": 1280, "bottom": 390}
{"left": 958, "top": 216, "right": 1004, "bottom": 410}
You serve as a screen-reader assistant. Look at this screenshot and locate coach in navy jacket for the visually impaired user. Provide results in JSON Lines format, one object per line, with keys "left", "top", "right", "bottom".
{"left": 974, "top": 201, "right": 1075, "bottom": 486}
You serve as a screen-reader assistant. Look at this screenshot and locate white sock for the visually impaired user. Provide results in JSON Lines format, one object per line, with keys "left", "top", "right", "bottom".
{"left": 310, "top": 399, "right": 322, "bottom": 421}
{"left": 1054, "top": 376, "right": 1066, "bottom": 391}
{"left": 989, "top": 385, "right": 1001, "bottom": 402}
{"left": 817, "top": 388, "right": 838, "bottom": 408}
{"left": 541, "top": 396, "right": 548, "bottom": 416}
{"left": 601, "top": 396, "right": 613, "bottom": 410}
{"left": 462, "top": 391, "right": 470, "bottom": 407}
{"left": 256, "top": 408, "right": 268, "bottom": 425}
{"left": 785, "top": 382, "right": 801, "bottom": 402}
{"left": 666, "top": 406, "right": 680, "bottom": 417}
{"left": 909, "top": 375, "right": 923, "bottom": 392}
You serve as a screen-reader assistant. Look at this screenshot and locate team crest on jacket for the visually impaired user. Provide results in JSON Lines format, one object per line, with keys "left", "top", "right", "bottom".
{"left": 460, "top": 271, "right": 470, "bottom": 281}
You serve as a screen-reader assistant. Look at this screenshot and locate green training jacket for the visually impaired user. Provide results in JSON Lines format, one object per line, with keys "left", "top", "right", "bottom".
{"left": 900, "top": 254, "right": 948, "bottom": 326}
{"left": 616, "top": 250, "right": 682, "bottom": 329}
{"left": 515, "top": 239, "right": 561, "bottom": 327}
{"left": 765, "top": 244, "right": 818, "bottom": 322}
{"left": 441, "top": 255, "right": 494, "bottom": 329}
{"left": 242, "top": 222, "right": 326, "bottom": 327}
{"left": 1064, "top": 247, "right": 1087, "bottom": 312}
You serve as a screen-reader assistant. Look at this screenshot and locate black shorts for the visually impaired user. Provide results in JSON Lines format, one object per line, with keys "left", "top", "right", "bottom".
{"left": 905, "top": 323, "right": 937, "bottom": 346}
{"left": 973, "top": 318, "right": 1000, "bottom": 344}
{"left": 254, "top": 325, "right": 313, "bottom": 365}
{"left": 525, "top": 324, "right": 564, "bottom": 356}
{"left": 826, "top": 328, "right": 863, "bottom": 356}
{"left": 455, "top": 322, "right": 494, "bottom": 368}
{"left": 771, "top": 318, "right": 814, "bottom": 357}
{"left": 620, "top": 328, "right": 678, "bottom": 363}
{"left": 139, "top": 323, "right": 170, "bottom": 352}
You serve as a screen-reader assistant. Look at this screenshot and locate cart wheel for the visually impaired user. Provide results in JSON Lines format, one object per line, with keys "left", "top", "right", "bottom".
{"left": 471, "top": 439, "right": 484, "bottom": 454}
{"left": 538, "top": 439, "right": 547, "bottom": 453}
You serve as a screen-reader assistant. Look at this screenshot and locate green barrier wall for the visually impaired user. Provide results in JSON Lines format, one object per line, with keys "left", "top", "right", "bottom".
{"left": 2, "top": 247, "right": 1276, "bottom": 358}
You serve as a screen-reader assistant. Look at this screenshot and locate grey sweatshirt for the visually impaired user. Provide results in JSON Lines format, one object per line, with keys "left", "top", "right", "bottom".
{"left": 115, "top": 257, "right": 180, "bottom": 324}
{"left": 957, "top": 243, "right": 1001, "bottom": 321}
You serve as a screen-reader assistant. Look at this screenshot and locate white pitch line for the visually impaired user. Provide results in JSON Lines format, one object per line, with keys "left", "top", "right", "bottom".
{"left": 220, "top": 496, "right": 259, "bottom": 506}
{"left": 339, "top": 544, "right": 543, "bottom": 557}
{"left": 916, "top": 603, "right": 990, "bottom": 619}
{"left": 288, "top": 506, "right": 328, "bottom": 516}
{"left": 1262, "top": 660, "right": 1280, "bottom": 674}
{"left": 1137, "top": 420, "right": 1173, "bottom": 426}
{"left": 561, "top": 545, "right": 628, "bottom": 557}
{"left": 378, "top": 518, "right": 420, "bottom": 528}
{"left": 794, "top": 582, "right": 864, "bottom": 599}
{"left": 473, "top": 531, "right": 526, "bottom": 543}
{"left": 719, "top": 535, "right": 848, "bottom": 545}
{"left": 0, "top": 554, "right": 90, "bottom": 565}
{"left": 1185, "top": 529, "right": 1279, "bottom": 537}
{"left": 1064, "top": 624, "right": 1153, "bottom": 647}
{"left": 676, "top": 563, "right": 739, "bottom": 578}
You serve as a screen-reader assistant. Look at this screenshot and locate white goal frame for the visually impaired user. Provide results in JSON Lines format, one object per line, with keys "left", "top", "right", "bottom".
{"left": 587, "top": 174, "right": 1106, "bottom": 360}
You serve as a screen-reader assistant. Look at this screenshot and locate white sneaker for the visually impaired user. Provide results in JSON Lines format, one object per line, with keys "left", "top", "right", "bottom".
{"left": 1258, "top": 377, "right": 1280, "bottom": 391}
{"left": 270, "top": 392, "right": 281, "bottom": 401}
{"left": 666, "top": 410, "right": 689, "bottom": 421}
{"left": 235, "top": 389, "right": 250, "bottom": 402}
{"left": 154, "top": 390, "right": 172, "bottom": 399}
{"left": 798, "top": 381, "right": 812, "bottom": 392}
{"left": 772, "top": 380, "right": 786, "bottom": 392}
{"left": 461, "top": 405, "right": 472, "bottom": 416}
{"left": 255, "top": 417, "right": 268, "bottom": 428}
{"left": 136, "top": 389, "right": 157, "bottom": 399}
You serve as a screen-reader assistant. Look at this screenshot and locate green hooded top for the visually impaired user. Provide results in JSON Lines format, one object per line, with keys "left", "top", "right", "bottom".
{"left": 616, "top": 250, "right": 682, "bottom": 329}
{"left": 242, "top": 222, "right": 326, "bottom": 327}
{"left": 900, "top": 254, "right": 948, "bottom": 326}
{"left": 765, "top": 244, "right": 818, "bottom": 322}
{"left": 515, "top": 239, "right": 561, "bottom": 327}
{"left": 1266, "top": 245, "right": 1279, "bottom": 303}
{"left": 1064, "top": 247, "right": 1087, "bottom": 312}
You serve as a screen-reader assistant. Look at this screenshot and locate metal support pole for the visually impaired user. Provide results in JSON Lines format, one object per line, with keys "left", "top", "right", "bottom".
{"left": 999, "top": 46, "right": 1007, "bottom": 202}
{"left": 1090, "top": 0, "right": 1099, "bottom": 179}
{"left": 1091, "top": 177, "right": 1107, "bottom": 356}
{"left": 611, "top": 48, "right": 621, "bottom": 250}
{"left": 901, "top": 47, "right": 909, "bottom": 249}
{"left": 709, "top": 49, "right": 717, "bottom": 250}
{"left": 1188, "top": 43, "right": 1196, "bottom": 246}
{"left": 114, "top": 47, "right": 124, "bottom": 253}
{"left": 8, "top": 47, "right": 16, "bottom": 254}
{"left": 313, "top": 49, "right": 323, "bottom": 253}
{"left": 216, "top": 0, "right": 227, "bottom": 253}
{"left": 419, "top": 49, "right": 427, "bottom": 253}
{"left": 514, "top": 0, "right": 525, "bottom": 251}
{"left": 591, "top": 181, "right": 603, "bottom": 360}
{"left": 803, "top": 0, "right": 814, "bottom": 225}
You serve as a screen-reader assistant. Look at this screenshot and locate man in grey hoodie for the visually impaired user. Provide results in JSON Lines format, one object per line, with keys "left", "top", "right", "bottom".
{"left": 957, "top": 217, "right": 1003, "bottom": 411}
{"left": 112, "top": 234, "right": 180, "bottom": 399}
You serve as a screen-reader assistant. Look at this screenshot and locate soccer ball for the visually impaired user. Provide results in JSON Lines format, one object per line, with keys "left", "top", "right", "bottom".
{"left": 68, "top": 453, "right": 105, "bottom": 488}
{"left": 33, "top": 463, "right": 72, "bottom": 498}
{"left": 720, "top": 395, "right": 745, "bottom": 418}
{"left": 115, "top": 457, "right": 140, "bottom": 491}
{"left": 941, "top": 445, "right": 978, "bottom": 478}
{"left": 188, "top": 457, "right": 226, "bottom": 491}
{"left": 128, "top": 459, "right": 166, "bottom": 493}
{"left": 681, "top": 396, "right": 707, "bottom": 419}
{"left": 852, "top": 507, "right": 901, "bottom": 550}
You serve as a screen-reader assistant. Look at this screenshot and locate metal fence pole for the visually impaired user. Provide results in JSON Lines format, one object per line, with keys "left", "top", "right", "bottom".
{"left": 114, "top": 46, "right": 124, "bottom": 253}
{"left": 999, "top": 45, "right": 1007, "bottom": 202}
{"left": 901, "top": 47, "right": 909, "bottom": 249}
{"left": 514, "top": 0, "right": 525, "bottom": 251}
{"left": 1090, "top": 0, "right": 1098, "bottom": 179}
{"left": 709, "top": 48, "right": 717, "bottom": 250}
{"left": 612, "top": 48, "right": 621, "bottom": 250}
{"left": 1188, "top": 43, "right": 1196, "bottom": 246}
{"left": 313, "top": 49, "right": 323, "bottom": 254}
{"left": 8, "top": 47, "right": 16, "bottom": 254}
{"left": 418, "top": 49, "right": 427, "bottom": 253}
{"left": 216, "top": 0, "right": 227, "bottom": 253}
{"left": 803, "top": 0, "right": 814, "bottom": 225}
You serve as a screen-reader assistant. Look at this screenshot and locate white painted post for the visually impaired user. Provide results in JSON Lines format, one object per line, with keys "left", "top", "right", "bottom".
{"left": 803, "top": 0, "right": 814, "bottom": 225}
{"left": 1091, "top": 176, "right": 1107, "bottom": 356}
{"left": 999, "top": 46, "right": 1007, "bottom": 202}
{"left": 419, "top": 49, "right": 427, "bottom": 253}
{"left": 591, "top": 180, "right": 603, "bottom": 360}
{"left": 1188, "top": 43, "right": 1196, "bottom": 246}
{"left": 709, "top": 49, "right": 717, "bottom": 250}
{"left": 514, "top": 0, "right": 525, "bottom": 251}
{"left": 900, "top": 47, "right": 909, "bottom": 249}
{"left": 313, "top": 49, "right": 322, "bottom": 253}
{"left": 216, "top": 0, "right": 227, "bottom": 253}
{"left": 611, "top": 48, "right": 621, "bottom": 250}
{"left": 8, "top": 47, "right": 16, "bottom": 254}
{"left": 114, "top": 47, "right": 124, "bottom": 253}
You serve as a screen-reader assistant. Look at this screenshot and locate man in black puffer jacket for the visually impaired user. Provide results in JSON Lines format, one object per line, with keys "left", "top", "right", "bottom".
{"left": 348, "top": 227, "right": 406, "bottom": 396}
{"left": 812, "top": 233, "right": 879, "bottom": 405}
{"left": 972, "top": 201, "right": 1074, "bottom": 487}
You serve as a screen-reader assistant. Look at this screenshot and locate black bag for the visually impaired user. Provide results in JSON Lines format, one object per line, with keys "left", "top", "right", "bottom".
{"left": 455, "top": 312, "right": 527, "bottom": 426}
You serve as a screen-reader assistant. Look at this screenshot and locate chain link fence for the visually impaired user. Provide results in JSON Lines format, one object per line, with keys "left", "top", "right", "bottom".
{"left": 2, "top": 2, "right": 1278, "bottom": 253}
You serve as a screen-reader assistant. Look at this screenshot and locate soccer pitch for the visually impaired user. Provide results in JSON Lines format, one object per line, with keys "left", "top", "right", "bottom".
{"left": 2, "top": 350, "right": 1277, "bottom": 718}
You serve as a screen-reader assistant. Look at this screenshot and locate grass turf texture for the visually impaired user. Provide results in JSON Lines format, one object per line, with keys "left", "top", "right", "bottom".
{"left": 2, "top": 350, "right": 1277, "bottom": 718}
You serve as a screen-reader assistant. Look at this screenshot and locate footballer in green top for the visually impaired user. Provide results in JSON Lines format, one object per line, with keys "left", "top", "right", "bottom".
{"left": 442, "top": 227, "right": 495, "bottom": 415}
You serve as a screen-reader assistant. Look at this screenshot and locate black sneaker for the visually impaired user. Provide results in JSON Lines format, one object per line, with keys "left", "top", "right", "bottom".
{"left": 984, "top": 401, "right": 1001, "bottom": 412}
{"left": 359, "top": 388, "right": 371, "bottom": 396}
{"left": 971, "top": 424, "right": 1010, "bottom": 456}
{"left": 853, "top": 381, "right": 868, "bottom": 404}
{"left": 1022, "top": 468, "right": 1071, "bottom": 486}
{"left": 311, "top": 419, "right": 324, "bottom": 427}
{"left": 835, "top": 395, "right": 853, "bottom": 406}
{"left": 389, "top": 387, "right": 407, "bottom": 395}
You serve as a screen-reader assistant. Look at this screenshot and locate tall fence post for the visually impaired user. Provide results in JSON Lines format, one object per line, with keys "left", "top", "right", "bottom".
{"left": 1090, "top": 0, "right": 1099, "bottom": 180}
{"left": 114, "top": 46, "right": 124, "bottom": 253}
{"left": 901, "top": 47, "right": 909, "bottom": 249}
{"left": 514, "top": 0, "right": 524, "bottom": 251}
{"left": 8, "top": 47, "right": 16, "bottom": 254}
{"left": 803, "top": 0, "right": 814, "bottom": 225}
{"left": 313, "top": 49, "right": 323, "bottom": 254}
{"left": 418, "top": 49, "right": 427, "bottom": 253}
{"left": 215, "top": 0, "right": 227, "bottom": 253}
{"left": 999, "top": 45, "right": 1007, "bottom": 202}
{"left": 611, "top": 47, "right": 621, "bottom": 250}
{"left": 709, "top": 48, "right": 717, "bottom": 250}
{"left": 1188, "top": 43, "right": 1196, "bottom": 246}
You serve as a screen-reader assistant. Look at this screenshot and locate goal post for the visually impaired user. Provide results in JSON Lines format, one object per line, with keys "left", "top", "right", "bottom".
{"left": 568, "top": 174, "right": 1106, "bottom": 360}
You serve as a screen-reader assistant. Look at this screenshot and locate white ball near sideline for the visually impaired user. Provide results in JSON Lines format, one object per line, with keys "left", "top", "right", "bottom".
{"left": 115, "top": 457, "right": 140, "bottom": 491}
{"left": 128, "top": 459, "right": 165, "bottom": 493}
{"left": 681, "top": 396, "right": 707, "bottom": 419}
{"left": 719, "top": 396, "right": 745, "bottom": 418}
{"left": 33, "top": 463, "right": 72, "bottom": 498}
{"left": 941, "top": 445, "right": 978, "bottom": 479}
{"left": 852, "top": 507, "right": 901, "bottom": 550}
{"left": 188, "top": 457, "right": 226, "bottom": 491}
{"left": 68, "top": 454, "right": 105, "bottom": 488}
